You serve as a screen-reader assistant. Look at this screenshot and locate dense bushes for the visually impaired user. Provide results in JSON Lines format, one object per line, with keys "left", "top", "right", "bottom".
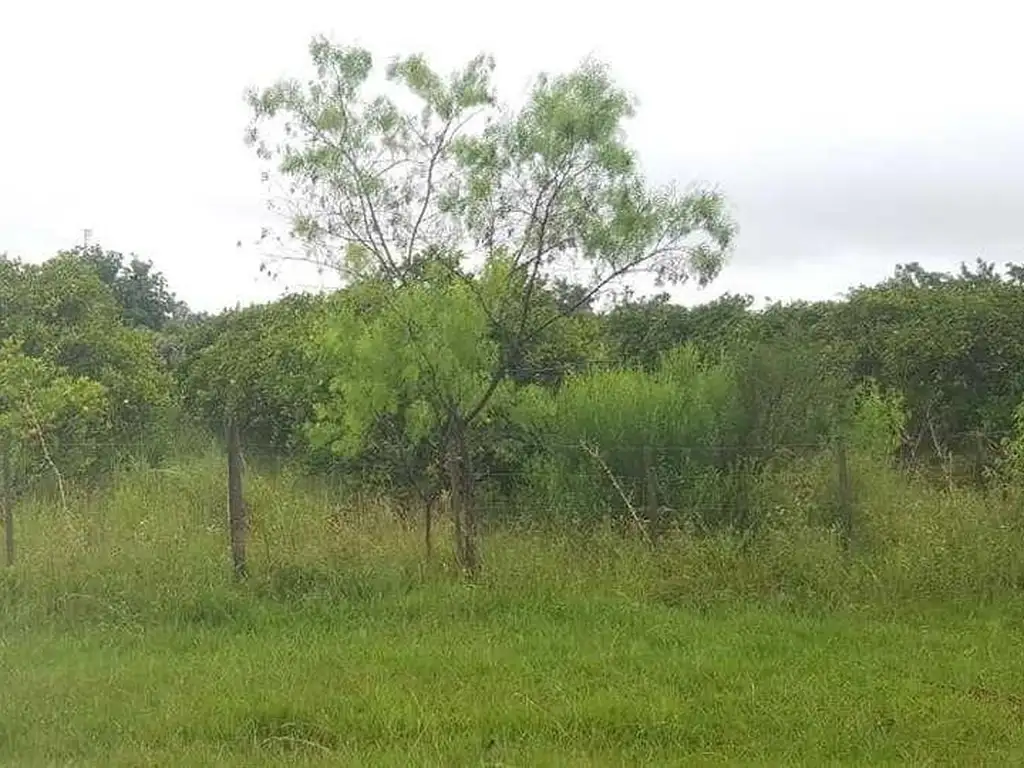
{"left": 513, "top": 346, "right": 743, "bottom": 526}
{"left": 7, "top": 242, "right": 1024, "bottom": 567}
{"left": 0, "top": 253, "right": 175, "bottom": 487}
{"left": 146, "top": 256, "right": 1024, "bottom": 543}
{"left": 508, "top": 342, "right": 905, "bottom": 535}
{"left": 601, "top": 261, "right": 1024, "bottom": 480}
{"left": 827, "top": 262, "right": 1024, "bottom": 472}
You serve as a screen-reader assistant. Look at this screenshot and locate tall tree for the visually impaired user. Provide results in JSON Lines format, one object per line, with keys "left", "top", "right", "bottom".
{"left": 246, "top": 39, "right": 735, "bottom": 573}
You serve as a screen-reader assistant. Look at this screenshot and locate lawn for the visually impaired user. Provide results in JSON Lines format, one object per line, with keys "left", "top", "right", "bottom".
{"left": 4, "top": 579, "right": 1024, "bottom": 765}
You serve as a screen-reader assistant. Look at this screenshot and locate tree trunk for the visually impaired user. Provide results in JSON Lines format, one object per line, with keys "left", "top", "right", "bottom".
{"left": 445, "top": 416, "right": 479, "bottom": 577}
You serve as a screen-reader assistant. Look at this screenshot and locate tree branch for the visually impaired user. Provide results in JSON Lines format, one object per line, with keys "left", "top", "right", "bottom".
{"left": 406, "top": 121, "right": 450, "bottom": 265}
{"left": 290, "top": 102, "right": 401, "bottom": 278}
{"left": 522, "top": 241, "right": 676, "bottom": 345}
{"left": 580, "top": 440, "right": 653, "bottom": 548}
{"left": 465, "top": 369, "right": 504, "bottom": 426}
{"left": 21, "top": 397, "right": 68, "bottom": 515}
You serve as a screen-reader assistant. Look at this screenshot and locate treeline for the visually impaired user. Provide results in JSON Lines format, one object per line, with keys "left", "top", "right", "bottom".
{"left": 173, "top": 255, "right": 1024, "bottom": 485}
{"left": 5, "top": 245, "right": 1024, "bottom": 506}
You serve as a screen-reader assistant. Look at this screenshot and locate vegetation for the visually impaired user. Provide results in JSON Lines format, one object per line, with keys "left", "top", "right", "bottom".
{"left": 244, "top": 39, "right": 734, "bottom": 572}
{"left": 3, "top": 37, "right": 1024, "bottom": 765}
{"left": 2, "top": 457, "right": 1024, "bottom": 765}
{"left": 0, "top": 251, "right": 176, "bottom": 492}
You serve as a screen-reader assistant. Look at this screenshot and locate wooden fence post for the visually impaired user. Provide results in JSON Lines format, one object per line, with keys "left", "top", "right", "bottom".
{"left": 836, "top": 433, "right": 854, "bottom": 551}
{"left": 226, "top": 418, "right": 248, "bottom": 580}
{"left": 642, "top": 445, "right": 661, "bottom": 541}
{"left": 1, "top": 450, "right": 12, "bottom": 567}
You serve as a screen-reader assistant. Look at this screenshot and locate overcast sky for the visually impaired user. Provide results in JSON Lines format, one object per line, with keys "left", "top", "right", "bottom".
{"left": 2, "top": 0, "right": 1022, "bottom": 312}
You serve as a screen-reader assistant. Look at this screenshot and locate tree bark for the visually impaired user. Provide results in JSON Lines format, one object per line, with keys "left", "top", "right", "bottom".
{"left": 445, "top": 415, "right": 479, "bottom": 577}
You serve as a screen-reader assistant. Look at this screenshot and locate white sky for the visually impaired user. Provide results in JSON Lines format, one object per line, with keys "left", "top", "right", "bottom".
{"left": 2, "top": 0, "right": 1022, "bottom": 312}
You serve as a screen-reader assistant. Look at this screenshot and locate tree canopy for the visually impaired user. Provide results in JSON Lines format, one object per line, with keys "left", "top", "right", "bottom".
{"left": 61, "top": 244, "right": 188, "bottom": 331}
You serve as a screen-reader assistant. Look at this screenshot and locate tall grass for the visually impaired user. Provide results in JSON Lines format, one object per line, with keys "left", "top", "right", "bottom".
{"left": 5, "top": 444, "right": 1024, "bottom": 625}
{"left": 2, "top": 448, "right": 1024, "bottom": 764}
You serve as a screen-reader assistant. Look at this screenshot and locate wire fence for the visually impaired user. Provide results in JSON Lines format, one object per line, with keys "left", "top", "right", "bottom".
{"left": 14, "top": 429, "right": 1019, "bottom": 453}
{"left": 4, "top": 425, "right": 1019, "bottom": 573}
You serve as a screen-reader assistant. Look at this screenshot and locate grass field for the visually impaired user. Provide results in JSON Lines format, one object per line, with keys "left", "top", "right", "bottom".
{"left": 2, "top": 454, "right": 1024, "bottom": 765}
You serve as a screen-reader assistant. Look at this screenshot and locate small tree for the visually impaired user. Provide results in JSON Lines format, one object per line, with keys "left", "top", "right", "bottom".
{"left": 176, "top": 293, "right": 333, "bottom": 457}
{"left": 246, "top": 39, "right": 736, "bottom": 574}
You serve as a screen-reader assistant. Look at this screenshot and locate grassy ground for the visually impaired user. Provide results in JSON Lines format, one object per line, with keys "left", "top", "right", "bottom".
{"left": 2, "top": 454, "right": 1024, "bottom": 765}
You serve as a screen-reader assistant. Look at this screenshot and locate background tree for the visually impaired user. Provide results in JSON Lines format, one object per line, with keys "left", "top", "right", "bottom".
{"left": 832, "top": 260, "right": 1024, "bottom": 478}
{"left": 0, "top": 341, "right": 109, "bottom": 498}
{"left": 602, "top": 291, "right": 754, "bottom": 371}
{"left": 0, "top": 253, "right": 175, "bottom": 474}
{"left": 61, "top": 244, "right": 188, "bottom": 332}
{"left": 175, "top": 293, "right": 333, "bottom": 461}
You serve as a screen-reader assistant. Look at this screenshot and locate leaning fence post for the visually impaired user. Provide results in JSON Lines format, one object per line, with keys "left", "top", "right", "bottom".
{"left": 226, "top": 417, "right": 248, "bottom": 580}
{"left": 2, "top": 450, "right": 13, "bottom": 567}
{"left": 836, "top": 432, "right": 854, "bottom": 551}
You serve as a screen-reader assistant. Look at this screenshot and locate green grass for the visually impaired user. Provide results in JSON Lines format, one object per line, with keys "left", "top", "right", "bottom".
{"left": 2, "top": 453, "right": 1024, "bottom": 765}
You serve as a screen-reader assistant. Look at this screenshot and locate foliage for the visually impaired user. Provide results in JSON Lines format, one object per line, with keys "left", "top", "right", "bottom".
{"left": 174, "top": 294, "right": 333, "bottom": 457}
{"left": 246, "top": 39, "right": 736, "bottom": 570}
{"left": 0, "top": 341, "right": 109, "bottom": 488}
{"left": 60, "top": 244, "right": 188, "bottom": 331}
{"left": 595, "top": 259, "right": 1024, "bottom": 485}
{"left": 511, "top": 336, "right": 854, "bottom": 534}
{"left": 603, "top": 291, "right": 754, "bottom": 370}
{"left": 826, "top": 259, "right": 1024, "bottom": 475}
{"left": 515, "top": 345, "right": 735, "bottom": 526}
{"left": 999, "top": 398, "right": 1024, "bottom": 485}
{"left": 0, "top": 253, "right": 174, "bottom": 478}
{"left": 246, "top": 41, "right": 734, "bottom": 287}
{"left": 306, "top": 266, "right": 508, "bottom": 496}
{"left": 847, "top": 380, "right": 907, "bottom": 458}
